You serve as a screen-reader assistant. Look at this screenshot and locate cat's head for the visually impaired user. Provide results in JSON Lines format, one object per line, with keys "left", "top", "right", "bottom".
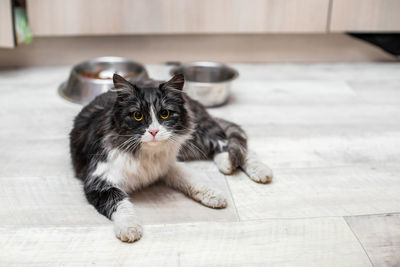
{"left": 111, "top": 74, "right": 193, "bottom": 152}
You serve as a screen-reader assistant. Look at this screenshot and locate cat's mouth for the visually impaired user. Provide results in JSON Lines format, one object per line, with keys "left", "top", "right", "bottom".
{"left": 142, "top": 139, "right": 168, "bottom": 146}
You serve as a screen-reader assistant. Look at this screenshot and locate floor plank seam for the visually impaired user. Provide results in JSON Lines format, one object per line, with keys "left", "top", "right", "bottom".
{"left": 265, "top": 163, "right": 400, "bottom": 171}
{"left": 237, "top": 212, "right": 400, "bottom": 222}
{"left": 4, "top": 212, "right": 399, "bottom": 230}
{"left": 223, "top": 174, "right": 241, "bottom": 222}
{"left": 0, "top": 220, "right": 250, "bottom": 230}
{"left": 344, "top": 217, "right": 375, "bottom": 267}
{"left": 343, "top": 212, "right": 400, "bottom": 218}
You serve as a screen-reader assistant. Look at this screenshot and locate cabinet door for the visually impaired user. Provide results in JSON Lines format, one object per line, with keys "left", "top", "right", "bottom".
{"left": 27, "top": 0, "right": 330, "bottom": 36}
{"left": 0, "top": 0, "right": 15, "bottom": 48}
{"left": 330, "top": 0, "right": 400, "bottom": 32}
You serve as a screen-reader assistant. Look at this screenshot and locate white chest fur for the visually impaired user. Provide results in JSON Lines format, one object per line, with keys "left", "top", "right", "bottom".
{"left": 93, "top": 143, "right": 179, "bottom": 192}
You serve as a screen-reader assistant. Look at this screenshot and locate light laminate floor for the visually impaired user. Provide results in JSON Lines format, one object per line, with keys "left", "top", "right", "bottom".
{"left": 0, "top": 63, "right": 399, "bottom": 266}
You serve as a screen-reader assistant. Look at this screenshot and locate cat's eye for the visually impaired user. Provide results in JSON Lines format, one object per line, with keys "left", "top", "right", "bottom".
{"left": 160, "top": 109, "right": 170, "bottom": 119}
{"left": 133, "top": 111, "right": 143, "bottom": 121}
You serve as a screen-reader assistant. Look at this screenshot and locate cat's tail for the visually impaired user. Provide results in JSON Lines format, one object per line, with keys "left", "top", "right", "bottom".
{"left": 215, "top": 118, "right": 248, "bottom": 168}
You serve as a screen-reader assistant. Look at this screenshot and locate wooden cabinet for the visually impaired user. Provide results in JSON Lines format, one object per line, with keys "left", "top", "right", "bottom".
{"left": 3, "top": 0, "right": 398, "bottom": 45}
{"left": 0, "top": 0, "right": 15, "bottom": 48}
{"left": 330, "top": 0, "right": 400, "bottom": 32}
{"left": 26, "top": 0, "right": 330, "bottom": 36}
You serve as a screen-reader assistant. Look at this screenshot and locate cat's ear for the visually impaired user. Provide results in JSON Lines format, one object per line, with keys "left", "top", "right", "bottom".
{"left": 112, "top": 73, "right": 138, "bottom": 101}
{"left": 160, "top": 74, "right": 185, "bottom": 91}
{"left": 113, "top": 74, "right": 131, "bottom": 90}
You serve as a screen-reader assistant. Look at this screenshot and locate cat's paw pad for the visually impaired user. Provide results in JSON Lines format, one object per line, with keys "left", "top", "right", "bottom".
{"left": 114, "top": 221, "right": 143, "bottom": 243}
{"left": 194, "top": 187, "right": 227, "bottom": 209}
{"left": 214, "top": 152, "right": 234, "bottom": 175}
{"left": 245, "top": 161, "right": 273, "bottom": 184}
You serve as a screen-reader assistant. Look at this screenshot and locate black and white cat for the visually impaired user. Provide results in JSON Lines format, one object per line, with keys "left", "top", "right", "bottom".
{"left": 70, "top": 74, "right": 272, "bottom": 242}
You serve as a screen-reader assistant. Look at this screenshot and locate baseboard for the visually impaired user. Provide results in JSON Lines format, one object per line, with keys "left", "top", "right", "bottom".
{"left": 0, "top": 33, "right": 396, "bottom": 67}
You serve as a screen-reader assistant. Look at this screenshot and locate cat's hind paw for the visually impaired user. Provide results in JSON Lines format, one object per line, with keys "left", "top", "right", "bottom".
{"left": 193, "top": 187, "right": 227, "bottom": 209}
{"left": 214, "top": 152, "right": 234, "bottom": 175}
{"left": 243, "top": 161, "right": 273, "bottom": 184}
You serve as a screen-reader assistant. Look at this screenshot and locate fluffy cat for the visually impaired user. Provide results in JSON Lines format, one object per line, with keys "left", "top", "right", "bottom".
{"left": 70, "top": 74, "right": 272, "bottom": 242}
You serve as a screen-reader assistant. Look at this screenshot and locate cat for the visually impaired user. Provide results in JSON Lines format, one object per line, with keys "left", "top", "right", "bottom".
{"left": 70, "top": 73, "right": 273, "bottom": 242}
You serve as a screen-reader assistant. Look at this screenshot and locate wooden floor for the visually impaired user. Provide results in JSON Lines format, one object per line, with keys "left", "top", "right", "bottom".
{"left": 0, "top": 63, "right": 399, "bottom": 266}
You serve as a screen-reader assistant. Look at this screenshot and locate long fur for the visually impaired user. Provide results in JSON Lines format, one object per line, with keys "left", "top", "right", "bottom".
{"left": 69, "top": 74, "right": 250, "bottom": 242}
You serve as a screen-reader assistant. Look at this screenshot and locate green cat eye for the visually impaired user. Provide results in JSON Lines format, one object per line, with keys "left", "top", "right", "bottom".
{"left": 133, "top": 111, "right": 143, "bottom": 121}
{"left": 160, "top": 109, "right": 170, "bottom": 119}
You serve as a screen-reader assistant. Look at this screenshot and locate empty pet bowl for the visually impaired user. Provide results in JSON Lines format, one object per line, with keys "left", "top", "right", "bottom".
{"left": 170, "top": 61, "right": 238, "bottom": 107}
{"left": 59, "top": 56, "right": 148, "bottom": 104}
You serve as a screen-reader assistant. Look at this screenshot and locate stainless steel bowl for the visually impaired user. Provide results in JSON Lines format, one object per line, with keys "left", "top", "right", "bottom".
{"left": 59, "top": 56, "right": 148, "bottom": 104}
{"left": 170, "top": 61, "right": 238, "bottom": 107}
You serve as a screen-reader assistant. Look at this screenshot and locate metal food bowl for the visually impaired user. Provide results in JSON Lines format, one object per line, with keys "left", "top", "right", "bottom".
{"left": 59, "top": 56, "right": 148, "bottom": 104}
{"left": 170, "top": 61, "right": 238, "bottom": 107}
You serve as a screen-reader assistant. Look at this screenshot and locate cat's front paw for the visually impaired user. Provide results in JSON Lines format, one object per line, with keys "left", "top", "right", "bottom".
{"left": 114, "top": 222, "right": 143, "bottom": 243}
{"left": 112, "top": 199, "right": 143, "bottom": 243}
{"left": 193, "top": 187, "right": 227, "bottom": 209}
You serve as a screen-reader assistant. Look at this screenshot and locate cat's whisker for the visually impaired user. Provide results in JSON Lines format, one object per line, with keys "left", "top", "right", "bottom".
{"left": 118, "top": 136, "right": 138, "bottom": 152}
{"left": 126, "top": 139, "right": 141, "bottom": 153}
{"left": 117, "top": 137, "right": 133, "bottom": 150}
{"left": 169, "top": 135, "right": 208, "bottom": 159}
{"left": 123, "top": 139, "right": 139, "bottom": 153}
{"left": 185, "top": 143, "right": 208, "bottom": 159}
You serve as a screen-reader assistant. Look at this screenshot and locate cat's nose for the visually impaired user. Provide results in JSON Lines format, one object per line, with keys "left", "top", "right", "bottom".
{"left": 149, "top": 129, "right": 159, "bottom": 137}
